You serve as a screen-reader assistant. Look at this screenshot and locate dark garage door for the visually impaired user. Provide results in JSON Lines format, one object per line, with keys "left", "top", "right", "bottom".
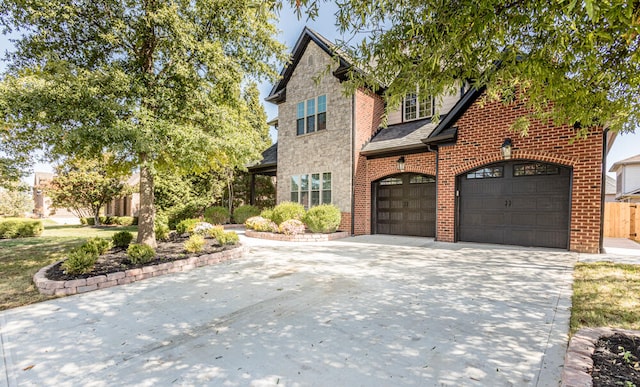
{"left": 458, "top": 161, "right": 571, "bottom": 249}
{"left": 374, "top": 173, "right": 436, "bottom": 237}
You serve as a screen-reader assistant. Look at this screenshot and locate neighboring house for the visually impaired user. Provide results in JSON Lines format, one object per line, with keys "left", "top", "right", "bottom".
{"left": 104, "top": 173, "right": 141, "bottom": 217}
{"left": 609, "top": 154, "right": 640, "bottom": 203}
{"left": 605, "top": 175, "right": 617, "bottom": 203}
{"left": 249, "top": 27, "right": 615, "bottom": 253}
{"left": 32, "top": 172, "right": 77, "bottom": 219}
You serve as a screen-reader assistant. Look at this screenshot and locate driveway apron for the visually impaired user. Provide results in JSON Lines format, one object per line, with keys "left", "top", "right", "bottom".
{"left": 1, "top": 234, "right": 575, "bottom": 386}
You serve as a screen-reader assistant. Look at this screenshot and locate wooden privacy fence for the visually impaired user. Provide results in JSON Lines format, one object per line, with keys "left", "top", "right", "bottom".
{"left": 604, "top": 202, "right": 639, "bottom": 240}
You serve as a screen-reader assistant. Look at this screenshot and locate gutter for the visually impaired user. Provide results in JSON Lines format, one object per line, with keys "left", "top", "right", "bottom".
{"left": 599, "top": 128, "right": 609, "bottom": 253}
{"left": 351, "top": 94, "right": 356, "bottom": 236}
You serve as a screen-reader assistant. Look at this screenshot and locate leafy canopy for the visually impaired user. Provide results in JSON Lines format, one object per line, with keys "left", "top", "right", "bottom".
{"left": 294, "top": 0, "right": 640, "bottom": 135}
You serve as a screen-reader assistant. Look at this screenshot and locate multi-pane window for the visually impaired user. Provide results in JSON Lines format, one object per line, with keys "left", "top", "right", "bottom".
{"left": 291, "top": 172, "right": 332, "bottom": 207}
{"left": 404, "top": 92, "right": 433, "bottom": 121}
{"left": 513, "top": 163, "right": 560, "bottom": 177}
{"left": 297, "top": 95, "right": 327, "bottom": 135}
{"left": 466, "top": 166, "right": 504, "bottom": 179}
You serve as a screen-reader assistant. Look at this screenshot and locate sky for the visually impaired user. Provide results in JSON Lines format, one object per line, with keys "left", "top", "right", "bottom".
{"left": 1, "top": 3, "right": 638, "bottom": 184}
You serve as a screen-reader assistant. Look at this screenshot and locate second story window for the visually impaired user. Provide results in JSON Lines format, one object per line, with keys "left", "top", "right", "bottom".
{"left": 297, "top": 95, "right": 327, "bottom": 135}
{"left": 404, "top": 92, "right": 433, "bottom": 121}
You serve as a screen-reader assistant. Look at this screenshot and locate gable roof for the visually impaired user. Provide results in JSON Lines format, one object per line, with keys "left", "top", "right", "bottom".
{"left": 266, "top": 27, "right": 352, "bottom": 104}
{"left": 361, "top": 118, "right": 438, "bottom": 156}
{"left": 422, "top": 86, "right": 486, "bottom": 143}
{"left": 247, "top": 143, "right": 277, "bottom": 176}
{"left": 609, "top": 154, "right": 640, "bottom": 173}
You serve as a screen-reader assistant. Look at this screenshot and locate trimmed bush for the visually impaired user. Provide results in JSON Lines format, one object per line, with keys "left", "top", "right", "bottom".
{"left": 127, "top": 244, "right": 156, "bottom": 264}
{"left": 184, "top": 234, "right": 205, "bottom": 253}
{"left": 259, "top": 208, "right": 273, "bottom": 220}
{"left": 166, "top": 203, "right": 204, "bottom": 229}
{"left": 205, "top": 225, "right": 225, "bottom": 239}
{"left": 113, "top": 216, "right": 135, "bottom": 226}
{"left": 204, "top": 206, "right": 230, "bottom": 224}
{"left": 270, "top": 202, "right": 306, "bottom": 226}
{"left": 193, "top": 222, "right": 214, "bottom": 235}
{"left": 245, "top": 216, "right": 278, "bottom": 232}
{"left": 80, "top": 217, "right": 88, "bottom": 225}
{"left": 233, "top": 205, "right": 260, "bottom": 224}
{"left": 303, "top": 204, "right": 342, "bottom": 233}
{"left": 84, "top": 237, "right": 112, "bottom": 255}
{"left": 216, "top": 231, "right": 239, "bottom": 245}
{"left": 279, "top": 219, "right": 306, "bottom": 235}
{"left": 0, "top": 219, "right": 43, "bottom": 239}
{"left": 175, "top": 218, "right": 200, "bottom": 234}
{"left": 155, "top": 223, "right": 170, "bottom": 241}
{"left": 112, "top": 231, "right": 134, "bottom": 248}
{"left": 62, "top": 249, "right": 97, "bottom": 275}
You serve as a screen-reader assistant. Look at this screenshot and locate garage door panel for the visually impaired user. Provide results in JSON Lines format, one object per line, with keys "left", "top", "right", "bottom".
{"left": 459, "top": 161, "right": 570, "bottom": 249}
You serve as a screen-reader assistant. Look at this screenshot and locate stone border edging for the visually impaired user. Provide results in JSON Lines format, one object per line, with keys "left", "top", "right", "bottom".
{"left": 245, "top": 230, "right": 349, "bottom": 242}
{"left": 562, "top": 327, "right": 640, "bottom": 387}
{"left": 34, "top": 245, "right": 247, "bottom": 297}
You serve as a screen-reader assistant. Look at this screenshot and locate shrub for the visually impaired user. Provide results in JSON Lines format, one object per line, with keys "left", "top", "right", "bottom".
{"left": 303, "top": 204, "right": 342, "bottom": 233}
{"left": 245, "top": 216, "right": 278, "bottom": 232}
{"left": 155, "top": 223, "right": 170, "bottom": 241}
{"left": 112, "top": 231, "right": 134, "bottom": 248}
{"left": 166, "top": 202, "right": 204, "bottom": 229}
{"left": 127, "top": 244, "right": 156, "bottom": 264}
{"left": 84, "top": 217, "right": 95, "bottom": 226}
{"left": 0, "top": 219, "right": 43, "bottom": 239}
{"left": 62, "top": 249, "right": 97, "bottom": 275}
{"left": 184, "top": 234, "right": 205, "bottom": 253}
{"left": 233, "top": 205, "right": 260, "bottom": 224}
{"left": 279, "top": 219, "right": 306, "bottom": 235}
{"left": 204, "top": 206, "right": 230, "bottom": 224}
{"left": 206, "top": 225, "right": 225, "bottom": 239}
{"left": 270, "top": 202, "right": 306, "bottom": 226}
{"left": 175, "top": 218, "right": 200, "bottom": 234}
{"left": 113, "top": 216, "right": 135, "bottom": 226}
{"left": 84, "top": 237, "right": 112, "bottom": 255}
{"left": 259, "top": 208, "right": 273, "bottom": 221}
{"left": 193, "top": 222, "right": 214, "bottom": 235}
{"left": 216, "top": 231, "right": 239, "bottom": 245}
{"left": 80, "top": 217, "right": 88, "bottom": 225}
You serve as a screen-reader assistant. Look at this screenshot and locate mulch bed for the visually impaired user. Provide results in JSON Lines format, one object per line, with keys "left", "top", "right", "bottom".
{"left": 46, "top": 235, "right": 235, "bottom": 281}
{"left": 592, "top": 333, "right": 640, "bottom": 386}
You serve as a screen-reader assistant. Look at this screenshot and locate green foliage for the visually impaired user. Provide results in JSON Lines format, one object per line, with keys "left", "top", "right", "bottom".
{"left": 83, "top": 237, "right": 112, "bottom": 255}
{"left": 184, "top": 234, "right": 205, "bottom": 253}
{"left": 205, "top": 225, "right": 225, "bottom": 239}
{"left": 113, "top": 216, "right": 135, "bottom": 226}
{"left": 295, "top": 0, "right": 640, "bottom": 135}
{"left": 271, "top": 202, "right": 306, "bottom": 226}
{"left": 245, "top": 216, "right": 278, "bottom": 232}
{"left": 0, "top": 219, "right": 43, "bottom": 239}
{"left": 112, "top": 231, "right": 134, "bottom": 248}
{"left": 216, "top": 230, "right": 240, "bottom": 246}
{"left": 175, "top": 218, "right": 200, "bottom": 235}
{"left": 155, "top": 223, "right": 170, "bottom": 242}
{"left": 61, "top": 249, "right": 97, "bottom": 275}
{"left": 303, "top": 204, "right": 342, "bottom": 233}
{"left": 279, "top": 219, "right": 306, "bottom": 235}
{"left": 45, "top": 156, "right": 132, "bottom": 224}
{"left": 127, "top": 244, "right": 156, "bottom": 264}
{"left": 260, "top": 208, "right": 274, "bottom": 221}
{"left": 232, "top": 205, "right": 261, "bottom": 224}
{"left": 204, "top": 206, "right": 230, "bottom": 225}
{"left": 0, "top": 184, "right": 33, "bottom": 217}
{"left": 165, "top": 203, "right": 206, "bottom": 230}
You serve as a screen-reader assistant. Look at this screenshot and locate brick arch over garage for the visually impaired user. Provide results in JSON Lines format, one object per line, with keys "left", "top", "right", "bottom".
{"left": 451, "top": 151, "right": 578, "bottom": 176}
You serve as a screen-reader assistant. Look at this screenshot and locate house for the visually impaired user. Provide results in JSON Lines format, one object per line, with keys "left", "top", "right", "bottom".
{"left": 32, "top": 172, "right": 77, "bottom": 219}
{"left": 250, "top": 27, "right": 615, "bottom": 253}
{"left": 104, "top": 173, "right": 141, "bottom": 217}
{"left": 609, "top": 154, "right": 640, "bottom": 203}
{"left": 605, "top": 175, "right": 617, "bottom": 203}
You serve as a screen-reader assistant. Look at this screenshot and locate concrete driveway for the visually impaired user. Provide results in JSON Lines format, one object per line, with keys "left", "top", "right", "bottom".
{"left": 1, "top": 234, "right": 575, "bottom": 386}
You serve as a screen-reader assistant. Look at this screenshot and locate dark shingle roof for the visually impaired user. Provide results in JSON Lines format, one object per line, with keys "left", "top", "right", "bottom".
{"left": 248, "top": 143, "right": 277, "bottom": 175}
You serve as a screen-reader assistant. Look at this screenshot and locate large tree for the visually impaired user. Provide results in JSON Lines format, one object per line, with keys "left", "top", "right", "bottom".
{"left": 0, "top": 0, "right": 285, "bottom": 247}
{"left": 0, "top": 182, "right": 32, "bottom": 217}
{"left": 295, "top": 0, "right": 639, "bottom": 135}
{"left": 47, "top": 156, "right": 131, "bottom": 225}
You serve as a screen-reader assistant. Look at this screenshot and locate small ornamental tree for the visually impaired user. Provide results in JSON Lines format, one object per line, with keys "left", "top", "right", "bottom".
{"left": 47, "top": 156, "right": 131, "bottom": 226}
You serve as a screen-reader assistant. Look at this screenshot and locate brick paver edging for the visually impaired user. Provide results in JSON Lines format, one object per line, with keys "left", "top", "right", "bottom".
{"left": 561, "top": 327, "right": 640, "bottom": 386}
{"left": 245, "top": 230, "right": 349, "bottom": 242}
{"left": 33, "top": 245, "right": 247, "bottom": 297}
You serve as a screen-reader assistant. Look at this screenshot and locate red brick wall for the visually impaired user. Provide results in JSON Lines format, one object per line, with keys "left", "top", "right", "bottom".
{"left": 353, "top": 93, "right": 603, "bottom": 253}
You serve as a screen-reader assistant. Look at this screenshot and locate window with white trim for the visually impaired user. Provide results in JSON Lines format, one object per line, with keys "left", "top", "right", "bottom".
{"left": 297, "top": 95, "right": 327, "bottom": 135}
{"left": 404, "top": 91, "right": 433, "bottom": 121}
{"left": 291, "top": 172, "right": 331, "bottom": 207}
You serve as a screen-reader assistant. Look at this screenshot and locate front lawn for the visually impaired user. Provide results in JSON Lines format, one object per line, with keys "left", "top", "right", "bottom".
{"left": 571, "top": 262, "right": 640, "bottom": 335}
{"left": 0, "top": 223, "right": 137, "bottom": 311}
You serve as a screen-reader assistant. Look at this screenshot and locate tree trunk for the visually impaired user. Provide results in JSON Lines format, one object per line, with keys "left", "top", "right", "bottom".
{"left": 94, "top": 210, "right": 101, "bottom": 226}
{"left": 137, "top": 161, "right": 157, "bottom": 248}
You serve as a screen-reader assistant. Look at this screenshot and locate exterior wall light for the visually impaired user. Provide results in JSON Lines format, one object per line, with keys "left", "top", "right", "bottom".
{"left": 397, "top": 156, "right": 406, "bottom": 171}
{"left": 501, "top": 138, "right": 513, "bottom": 160}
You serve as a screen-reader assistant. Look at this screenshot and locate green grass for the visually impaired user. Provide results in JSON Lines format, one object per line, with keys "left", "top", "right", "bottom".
{"left": 571, "top": 262, "right": 640, "bottom": 335}
{"left": 0, "top": 222, "right": 137, "bottom": 311}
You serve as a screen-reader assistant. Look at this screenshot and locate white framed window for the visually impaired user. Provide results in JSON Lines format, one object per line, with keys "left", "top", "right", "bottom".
{"left": 291, "top": 172, "right": 331, "bottom": 208}
{"left": 404, "top": 90, "right": 433, "bottom": 121}
{"left": 297, "top": 95, "right": 327, "bottom": 135}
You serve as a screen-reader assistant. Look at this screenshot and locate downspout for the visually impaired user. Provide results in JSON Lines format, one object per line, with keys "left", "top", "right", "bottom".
{"left": 427, "top": 144, "right": 439, "bottom": 241}
{"left": 599, "top": 128, "right": 609, "bottom": 253}
{"left": 350, "top": 94, "right": 356, "bottom": 236}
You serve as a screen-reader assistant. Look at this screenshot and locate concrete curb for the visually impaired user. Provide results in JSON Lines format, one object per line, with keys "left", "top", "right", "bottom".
{"left": 561, "top": 327, "right": 640, "bottom": 387}
{"left": 245, "top": 229, "right": 349, "bottom": 242}
{"left": 33, "top": 245, "right": 247, "bottom": 297}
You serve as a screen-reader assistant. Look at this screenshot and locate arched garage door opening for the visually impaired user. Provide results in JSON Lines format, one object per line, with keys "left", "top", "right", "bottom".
{"left": 457, "top": 161, "right": 571, "bottom": 249}
{"left": 372, "top": 173, "right": 436, "bottom": 237}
